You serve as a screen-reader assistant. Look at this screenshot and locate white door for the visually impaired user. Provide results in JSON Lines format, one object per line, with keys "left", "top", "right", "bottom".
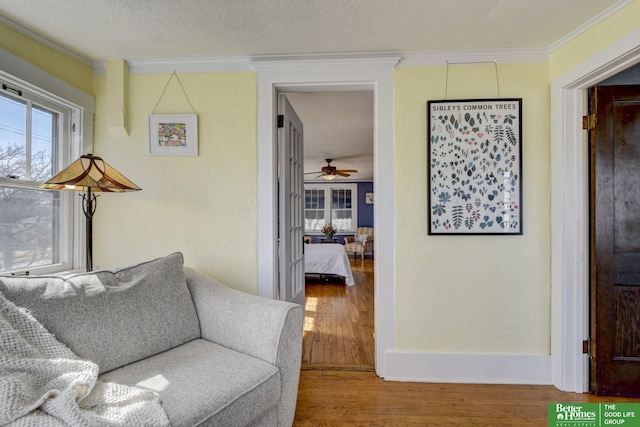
{"left": 278, "top": 94, "right": 305, "bottom": 305}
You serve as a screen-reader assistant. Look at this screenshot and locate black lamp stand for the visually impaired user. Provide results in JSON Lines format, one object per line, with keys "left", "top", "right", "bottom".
{"left": 81, "top": 188, "right": 98, "bottom": 272}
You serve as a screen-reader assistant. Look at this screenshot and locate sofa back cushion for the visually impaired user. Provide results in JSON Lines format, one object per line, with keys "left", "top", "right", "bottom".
{"left": 0, "top": 252, "right": 200, "bottom": 374}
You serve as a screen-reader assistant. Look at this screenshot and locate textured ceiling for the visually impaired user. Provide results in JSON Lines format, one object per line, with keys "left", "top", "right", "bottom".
{"left": 0, "top": 0, "right": 626, "bottom": 182}
{"left": 0, "top": 0, "right": 623, "bottom": 62}
{"left": 286, "top": 92, "right": 373, "bottom": 181}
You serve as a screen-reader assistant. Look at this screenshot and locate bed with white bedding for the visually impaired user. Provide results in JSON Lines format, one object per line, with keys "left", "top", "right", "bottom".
{"left": 304, "top": 243, "right": 355, "bottom": 286}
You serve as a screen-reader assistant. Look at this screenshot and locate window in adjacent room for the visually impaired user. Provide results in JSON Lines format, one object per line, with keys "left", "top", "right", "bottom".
{"left": 0, "top": 79, "right": 76, "bottom": 274}
{"left": 304, "top": 187, "right": 325, "bottom": 232}
{"left": 304, "top": 183, "right": 357, "bottom": 233}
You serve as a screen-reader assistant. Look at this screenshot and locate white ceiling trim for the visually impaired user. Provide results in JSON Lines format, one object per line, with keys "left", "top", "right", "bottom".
{"left": 0, "top": 49, "right": 94, "bottom": 111}
{"left": 94, "top": 52, "right": 402, "bottom": 75}
{"left": 251, "top": 55, "right": 401, "bottom": 73}
{"left": 548, "top": 0, "right": 633, "bottom": 53}
{"left": 94, "top": 49, "right": 546, "bottom": 76}
{"left": 93, "top": 57, "right": 255, "bottom": 76}
{"left": 397, "top": 48, "right": 548, "bottom": 67}
{"left": 0, "top": 15, "right": 92, "bottom": 67}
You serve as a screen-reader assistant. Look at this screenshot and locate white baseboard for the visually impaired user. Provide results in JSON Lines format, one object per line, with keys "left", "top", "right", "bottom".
{"left": 383, "top": 351, "right": 552, "bottom": 385}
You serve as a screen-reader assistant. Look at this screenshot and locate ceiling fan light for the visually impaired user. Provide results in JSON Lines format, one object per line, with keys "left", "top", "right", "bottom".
{"left": 323, "top": 174, "right": 336, "bottom": 181}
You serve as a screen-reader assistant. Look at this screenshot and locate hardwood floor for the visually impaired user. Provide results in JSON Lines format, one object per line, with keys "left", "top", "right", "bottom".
{"left": 296, "top": 256, "right": 640, "bottom": 426}
{"left": 293, "top": 370, "right": 640, "bottom": 426}
{"left": 302, "top": 257, "right": 375, "bottom": 370}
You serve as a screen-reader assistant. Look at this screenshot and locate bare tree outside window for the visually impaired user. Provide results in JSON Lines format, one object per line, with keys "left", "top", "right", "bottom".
{"left": 0, "top": 92, "right": 59, "bottom": 272}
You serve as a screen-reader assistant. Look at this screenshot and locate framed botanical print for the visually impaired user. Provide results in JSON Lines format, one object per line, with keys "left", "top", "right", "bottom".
{"left": 427, "top": 99, "right": 522, "bottom": 235}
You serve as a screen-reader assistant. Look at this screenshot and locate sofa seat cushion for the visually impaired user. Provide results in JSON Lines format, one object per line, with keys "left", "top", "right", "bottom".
{"left": 0, "top": 252, "right": 200, "bottom": 374}
{"left": 99, "top": 339, "right": 281, "bottom": 427}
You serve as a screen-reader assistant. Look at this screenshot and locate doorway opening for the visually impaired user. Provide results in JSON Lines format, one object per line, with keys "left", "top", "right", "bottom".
{"left": 255, "top": 57, "right": 397, "bottom": 378}
{"left": 282, "top": 90, "right": 375, "bottom": 370}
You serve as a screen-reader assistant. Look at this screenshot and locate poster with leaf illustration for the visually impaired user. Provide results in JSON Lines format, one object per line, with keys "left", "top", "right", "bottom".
{"left": 427, "top": 99, "right": 522, "bottom": 235}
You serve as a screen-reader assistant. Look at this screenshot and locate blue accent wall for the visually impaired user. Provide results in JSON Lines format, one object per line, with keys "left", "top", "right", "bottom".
{"left": 357, "top": 181, "right": 374, "bottom": 227}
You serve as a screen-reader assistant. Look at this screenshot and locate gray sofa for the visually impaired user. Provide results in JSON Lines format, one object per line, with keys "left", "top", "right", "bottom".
{"left": 0, "top": 252, "right": 303, "bottom": 426}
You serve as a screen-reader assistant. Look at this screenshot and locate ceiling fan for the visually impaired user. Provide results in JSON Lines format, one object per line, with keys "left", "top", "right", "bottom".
{"left": 304, "top": 159, "right": 358, "bottom": 181}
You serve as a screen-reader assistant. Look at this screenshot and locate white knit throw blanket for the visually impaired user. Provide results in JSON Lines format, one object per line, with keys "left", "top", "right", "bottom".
{"left": 0, "top": 293, "right": 171, "bottom": 426}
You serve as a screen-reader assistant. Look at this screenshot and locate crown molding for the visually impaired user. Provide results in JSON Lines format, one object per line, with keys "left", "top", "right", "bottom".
{"left": 0, "top": 49, "right": 94, "bottom": 111}
{"left": 549, "top": 0, "right": 634, "bottom": 53}
{"left": 93, "top": 52, "right": 403, "bottom": 75}
{"left": 96, "top": 49, "right": 547, "bottom": 76}
{"left": 93, "top": 56, "right": 254, "bottom": 76}
{"left": 0, "top": 15, "right": 93, "bottom": 67}
{"left": 251, "top": 53, "right": 402, "bottom": 72}
{"left": 397, "top": 48, "right": 548, "bottom": 67}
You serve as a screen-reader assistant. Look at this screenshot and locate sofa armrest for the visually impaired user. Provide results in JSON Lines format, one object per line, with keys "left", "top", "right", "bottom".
{"left": 183, "top": 267, "right": 302, "bottom": 427}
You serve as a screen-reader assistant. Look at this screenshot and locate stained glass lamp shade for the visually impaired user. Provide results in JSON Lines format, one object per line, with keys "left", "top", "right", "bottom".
{"left": 40, "top": 154, "right": 141, "bottom": 271}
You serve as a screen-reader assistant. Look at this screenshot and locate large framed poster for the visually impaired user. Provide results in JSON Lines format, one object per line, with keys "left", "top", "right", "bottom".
{"left": 427, "top": 98, "right": 522, "bottom": 235}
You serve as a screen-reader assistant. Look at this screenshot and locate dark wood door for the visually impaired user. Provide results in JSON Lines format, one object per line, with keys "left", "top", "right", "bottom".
{"left": 591, "top": 85, "right": 640, "bottom": 396}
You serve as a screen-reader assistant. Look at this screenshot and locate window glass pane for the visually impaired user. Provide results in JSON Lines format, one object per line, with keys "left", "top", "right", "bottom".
{"left": 305, "top": 189, "right": 325, "bottom": 231}
{"left": 0, "top": 187, "right": 59, "bottom": 271}
{"left": 332, "top": 188, "right": 352, "bottom": 209}
{"left": 332, "top": 209, "right": 353, "bottom": 231}
{"left": 305, "top": 189, "right": 324, "bottom": 209}
{"left": 31, "top": 105, "right": 55, "bottom": 180}
{"left": 0, "top": 88, "right": 64, "bottom": 274}
{"left": 0, "top": 94, "right": 27, "bottom": 179}
{"left": 305, "top": 210, "right": 325, "bottom": 231}
{"left": 331, "top": 189, "right": 353, "bottom": 231}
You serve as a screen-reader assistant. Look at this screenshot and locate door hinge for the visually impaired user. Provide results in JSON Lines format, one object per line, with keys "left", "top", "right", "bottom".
{"left": 583, "top": 339, "right": 592, "bottom": 356}
{"left": 277, "top": 115, "right": 284, "bottom": 128}
{"left": 582, "top": 114, "right": 596, "bottom": 130}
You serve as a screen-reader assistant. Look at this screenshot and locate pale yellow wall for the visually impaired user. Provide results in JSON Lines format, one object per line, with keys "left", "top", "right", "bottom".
{"left": 394, "top": 63, "right": 551, "bottom": 354}
{"left": 92, "top": 72, "right": 259, "bottom": 294}
{"left": 0, "top": 22, "right": 93, "bottom": 94}
{"left": 3, "top": 0, "right": 638, "bottom": 352}
{"left": 550, "top": 0, "right": 640, "bottom": 79}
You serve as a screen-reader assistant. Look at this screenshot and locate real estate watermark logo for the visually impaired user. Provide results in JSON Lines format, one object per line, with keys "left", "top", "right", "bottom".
{"left": 549, "top": 403, "right": 640, "bottom": 426}
{"left": 551, "top": 403, "right": 597, "bottom": 426}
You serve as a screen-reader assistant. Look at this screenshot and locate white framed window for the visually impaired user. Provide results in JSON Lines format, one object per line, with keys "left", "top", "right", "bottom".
{"left": 304, "top": 183, "right": 357, "bottom": 233}
{"left": 0, "top": 70, "right": 86, "bottom": 275}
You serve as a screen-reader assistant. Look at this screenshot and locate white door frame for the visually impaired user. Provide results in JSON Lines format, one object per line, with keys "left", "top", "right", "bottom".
{"left": 254, "top": 57, "right": 399, "bottom": 377}
{"left": 551, "top": 29, "right": 640, "bottom": 392}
